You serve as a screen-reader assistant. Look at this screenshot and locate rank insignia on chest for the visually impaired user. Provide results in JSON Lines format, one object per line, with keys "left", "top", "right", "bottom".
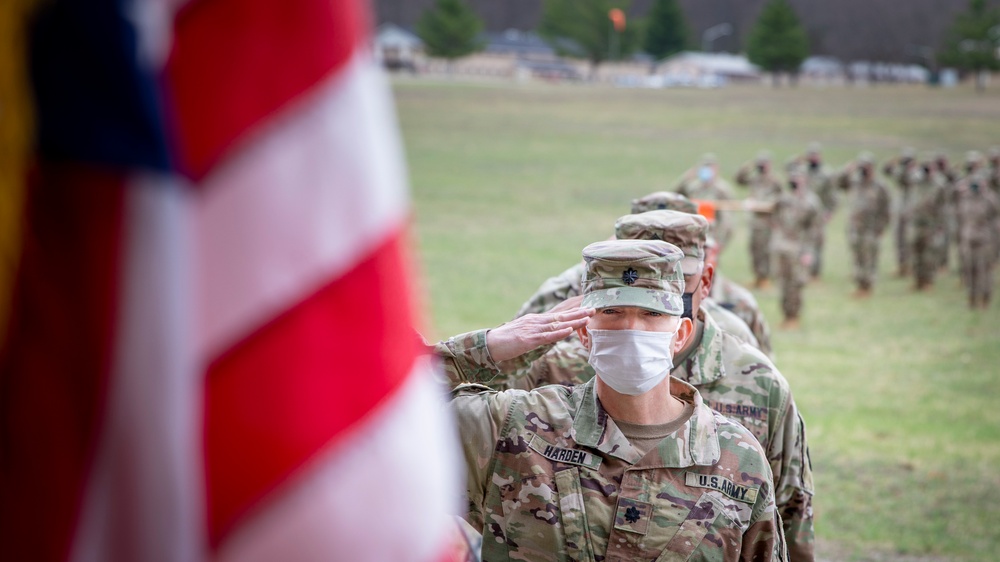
{"left": 685, "top": 472, "right": 759, "bottom": 504}
{"left": 614, "top": 497, "right": 653, "bottom": 535}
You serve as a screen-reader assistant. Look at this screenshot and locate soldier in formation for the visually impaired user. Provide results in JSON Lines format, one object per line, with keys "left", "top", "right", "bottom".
{"left": 882, "top": 147, "right": 921, "bottom": 277}
{"left": 954, "top": 152, "right": 1000, "bottom": 309}
{"left": 770, "top": 171, "right": 823, "bottom": 329}
{"left": 836, "top": 152, "right": 891, "bottom": 298}
{"left": 439, "top": 211, "right": 815, "bottom": 561}
{"left": 786, "top": 143, "right": 837, "bottom": 280}
{"left": 438, "top": 239, "right": 787, "bottom": 561}
{"left": 674, "top": 153, "right": 736, "bottom": 247}
{"left": 906, "top": 155, "right": 949, "bottom": 290}
{"left": 736, "top": 151, "right": 783, "bottom": 288}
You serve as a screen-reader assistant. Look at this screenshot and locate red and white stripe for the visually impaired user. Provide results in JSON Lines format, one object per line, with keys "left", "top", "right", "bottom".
{"left": 1, "top": 1, "right": 461, "bottom": 561}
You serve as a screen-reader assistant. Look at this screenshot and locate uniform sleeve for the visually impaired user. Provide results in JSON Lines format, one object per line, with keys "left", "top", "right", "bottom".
{"left": 434, "top": 329, "right": 556, "bottom": 391}
{"left": 450, "top": 386, "right": 517, "bottom": 532}
{"left": 767, "top": 393, "right": 815, "bottom": 562}
{"left": 740, "top": 474, "right": 788, "bottom": 562}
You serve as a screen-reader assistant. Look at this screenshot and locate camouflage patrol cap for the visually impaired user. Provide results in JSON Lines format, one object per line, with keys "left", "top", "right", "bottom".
{"left": 966, "top": 150, "right": 984, "bottom": 164}
{"left": 901, "top": 147, "right": 916, "bottom": 159}
{"left": 988, "top": 146, "right": 1000, "bottom": 159}
{"left": 630, "top": 191, "right": 699, "bottom": 214}
{"left": 755, "top": 150, "right": 772, "bottom": 163}
{"left": 806, "top": 142, "right": 822, "bottom": 155}
{"left": 614, "top": 210, "right": 708, "bottom": 276}
{"left": 700, "top": 152, "right": 718, "bottom": 165}
{"left": 581, "top": 239, "right": 685, "bottom": 315}
{"left": 857, "top": 151, "right": 875, "bottom": 165}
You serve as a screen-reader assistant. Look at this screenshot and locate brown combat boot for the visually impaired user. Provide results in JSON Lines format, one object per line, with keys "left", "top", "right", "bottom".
{"left": 852, "top": 287, "right": 872, "bottom": 299}
{"left": 754, "top": 277, "right": 771, "bottom": 289}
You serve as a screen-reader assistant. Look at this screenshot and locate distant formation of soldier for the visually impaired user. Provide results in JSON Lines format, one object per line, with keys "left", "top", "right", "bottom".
{"left": 676, "top": 143, "right": 999, "bottom": 318}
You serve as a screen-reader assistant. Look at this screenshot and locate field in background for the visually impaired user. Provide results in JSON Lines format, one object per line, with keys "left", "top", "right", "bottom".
{"left": 395, "top": 78, "right": 1000, "bottom": 561}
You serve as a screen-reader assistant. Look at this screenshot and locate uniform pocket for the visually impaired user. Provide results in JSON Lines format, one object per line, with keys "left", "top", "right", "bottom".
{"left": 555, "top": 468, "right": 596, "bottom": 562}
{"left": 655, "top": 493, "right": 737, "bottom": 562}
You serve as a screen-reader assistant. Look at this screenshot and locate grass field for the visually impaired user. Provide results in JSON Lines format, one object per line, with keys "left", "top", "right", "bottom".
{"left": 393, "top": 77, "right": 1000, "bottom": 561}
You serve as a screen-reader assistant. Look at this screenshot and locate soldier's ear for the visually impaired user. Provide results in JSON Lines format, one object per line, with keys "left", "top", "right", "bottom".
{"left": 700, "top": 263, "right": 715, "bottom": 298}
{"left": 577, "top": 325, "right": 592, "bottom": 351}
{"left": 674, "top": 317, "right": 694, "bottom": 354}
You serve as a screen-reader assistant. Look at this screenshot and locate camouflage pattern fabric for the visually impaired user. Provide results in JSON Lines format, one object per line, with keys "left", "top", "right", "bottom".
{"left": 882, "top": 158, "right": 923, "bottom": 275}
{"left": 904, "top": 168, "right": 948, "bottom": 289}
{"left": 770, "top": 189, "right": 823, "bottom": 319}
{"left": 443, "top": 372, "right": 787, "bottom": 562}
{"left": 436, "top": 308, "right": 814, "bottom": 561}
{"left": 954, "top": 175, "right": 1000, "bottom": 307}
{"left": 736, "top": 166, "right": 782, "bottom": 281}
{"left": 785, "top": 157, "right": 837, "bottom": 278}
{"left": 580, "top": 239, "right": 686, "bottom": 315}
{"left": 711, "top": 274, "right": 774, "bottom": 360}
{"left": 836, "top": 170, "right": 891, "bottom": 290}
{"left": 703, "top": 297, "right": 760, "bottom": 350}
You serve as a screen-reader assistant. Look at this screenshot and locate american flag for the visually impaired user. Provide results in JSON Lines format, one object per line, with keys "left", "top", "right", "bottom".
{"left": 0, "top": 0, "right": 462, "bottom": 560}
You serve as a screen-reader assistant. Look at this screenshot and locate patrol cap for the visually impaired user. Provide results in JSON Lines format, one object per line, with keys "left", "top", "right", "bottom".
{"left": 630, "top": 191, "right": 699, "bottom": 214}
{"left": 901, "top": 147, "right": 916, "bottom": 159}
{"left": 966, "top": 150, "right": 983, "bottom": 164}
{"left": 614, "top": 210, "right": 708, "bottom": 276}
{"left": 988, "top": 146, "right": 1000, "bottom": 159}
{"left": 581, "top": 239, "right": 686, "bottom": 316}
{"left": 756, "top": 150, "right": 772, "bottom": 163}
{"left": 857, "top": 151, "right": 875, "bottom": 165}
{"left": 806, "top": 142, "right": 822, "bottom": 155}
{"left": 700, "top": 152, "right": 718, "bottom": 165}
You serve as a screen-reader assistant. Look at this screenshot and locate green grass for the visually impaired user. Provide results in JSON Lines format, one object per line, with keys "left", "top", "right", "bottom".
{"left": 395, "top": 78, "right": 1000, "bottom": 561}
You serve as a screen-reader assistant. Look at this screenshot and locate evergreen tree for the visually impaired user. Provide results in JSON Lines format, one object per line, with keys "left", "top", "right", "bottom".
{"left": 939, "top": 0, "right": 1000, "bottom": 91}
{"left": 642, "top": 0, "right": 688, "bottom": 71}
{"left": 539, "top": 0, "right": 638, "bottom": 77}
{"left": 416, "top": 0, "right": 483, "bottom": 65}
{"left": 746, "top": 0, "right": 809, "bottom": 86}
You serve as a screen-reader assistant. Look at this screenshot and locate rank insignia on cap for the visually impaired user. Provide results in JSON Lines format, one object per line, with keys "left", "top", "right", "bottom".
{"left": 622, "top": 267, "right": 639, "bottom": 285}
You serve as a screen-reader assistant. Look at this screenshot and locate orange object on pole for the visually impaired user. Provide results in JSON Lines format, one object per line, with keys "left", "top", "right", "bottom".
{"left": 608, "top": 8, "right": 626, "bottom": 32}
{"left": 694, "top": 199, "right": 717, "bottom": 222}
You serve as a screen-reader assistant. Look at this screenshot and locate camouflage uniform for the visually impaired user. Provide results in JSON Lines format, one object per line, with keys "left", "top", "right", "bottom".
{"left": 988, "top": 147, "right": 1000, "bottom": 196}
{"left": 882, "top": 149, "right": 921, "bottom": 276}
{"left": 674, "top": 154, "right": 736, "bottom": 247}
{"left": 703, "top": 297, "right": 760, "bottom": 350}
{"left": 439, "top": 306, "right": 813, "bottom": 561}
{"left": 906, "top": 161, "right": 948, "bottom": 289}
{"left": 931, "top": 154, "right": 960, "bottom": 270}
{"left": 954, "top": 174, "right": 1000, "bottom": 308}
{"left": 786, "top": 144, "right": 837, "bottom": 278}
{"left": 736, "top": 153, "right": 783, "bottom": 285}
{"left": 710, "top": 274, "right": 774, "bottom": 360}
{"left": 770, "top": 183, "right": 823, "bottom": 322}
{"left": 439, "top": 240, "right": 787, "bottom": 561}
{"left": 836, "top": 156, "right": 892, "bottom": 293}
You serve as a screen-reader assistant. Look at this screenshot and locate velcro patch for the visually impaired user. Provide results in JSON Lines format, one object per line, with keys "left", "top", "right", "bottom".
{"left": 685, "top": 472, "right": 759, "bottom": 504}
{"left": 529, "top": 434, "right": 602, "bottom": 470}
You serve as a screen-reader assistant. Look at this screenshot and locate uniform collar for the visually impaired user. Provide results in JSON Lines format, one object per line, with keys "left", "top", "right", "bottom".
{"left": 570, "top": 378, "right": 720, "bottom": 468}
{"left": 671, "top": 307, "right": 727, "bottom": 386}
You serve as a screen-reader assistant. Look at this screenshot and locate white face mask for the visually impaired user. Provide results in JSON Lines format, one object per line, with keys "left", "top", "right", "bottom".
{"left": 587, "top": 329, "right": 675, "bottom": 396}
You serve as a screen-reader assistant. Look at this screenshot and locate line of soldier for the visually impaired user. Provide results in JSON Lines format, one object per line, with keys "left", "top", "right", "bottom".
{"left": 432, "top": 191, "right": 815, "bottom": 561}
{"left": 673, "top": 144, "right": 1000, "bottom": 316}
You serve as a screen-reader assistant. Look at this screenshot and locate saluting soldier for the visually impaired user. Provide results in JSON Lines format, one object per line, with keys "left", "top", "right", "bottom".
{"left": 438, "top": 240, "right": 788, "bottom": 561}
{"left": 674, "top": 153, "right": 736, "bottom": 247}
{"left": 440, "top": 213, "right": 815, "bottom": 562}
{"left": 786, "top": 142, "right": 837, "bottom": 279}
{"left": 907, "top": 156, "right": 949, "bottom": 290}
{"left": 954, "top": 155, "right": 1000, "bottom": 309}
{"left": 770, "top": 171, "right": 823, "bottom": 329}
{"left": 882, "top": 147, "right": 921, "bottom": 277}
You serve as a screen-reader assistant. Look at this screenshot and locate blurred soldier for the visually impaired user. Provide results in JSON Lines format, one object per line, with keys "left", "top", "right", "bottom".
{"left": 932, "top": 151, "right": 960, "bottom": 270}
{"left": 882, "top": 147, "right": 921, "bottom": 277}
{"left": 770, "top": 172, "right": 822, "bottom": 329}
{"left": 787, "top": 142, "right": 837, "bottom": 279}
{"left": 704, "top": 235, "right": 775, "bottom": 359}
{"left": 438, "top": 240, "right": 788, "bottom": 561}
{"left": 442, "top": 214, "right": 815, "bottom": 561}
{"left": 908, "top": 156, "right": 949, "bottom": 290}
{"left": 674, "top": 153, "right": 736, "bottom": 246}
{"left": 837, "top": 152, "right": 891, "bottom": 297}
{"left": 736, "top": 151, "right": 783, "bottom": 288}
{"left": 955, "top": 154, "right": 1000, "bottom": 309}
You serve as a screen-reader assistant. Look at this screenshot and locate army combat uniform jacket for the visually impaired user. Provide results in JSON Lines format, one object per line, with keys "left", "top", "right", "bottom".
{"left": 447, "top": 373, "right": 787, "bottom": 562}
{"left": 437, "top": 311, "right": 814, "bottom": 561}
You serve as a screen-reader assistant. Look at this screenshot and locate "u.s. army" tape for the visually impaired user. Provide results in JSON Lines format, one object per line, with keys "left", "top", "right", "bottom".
{"left": 685, "top": 472, "right": 759, "bottom": 504}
